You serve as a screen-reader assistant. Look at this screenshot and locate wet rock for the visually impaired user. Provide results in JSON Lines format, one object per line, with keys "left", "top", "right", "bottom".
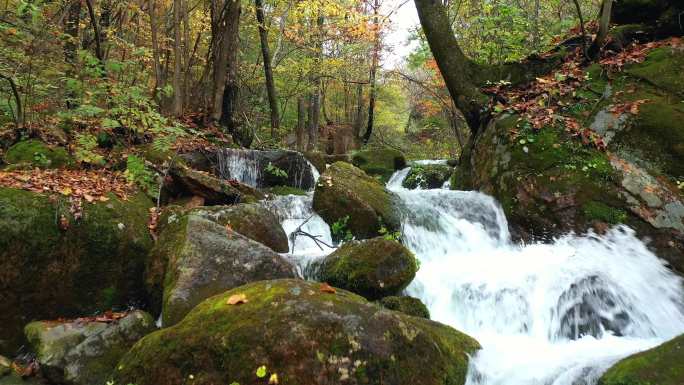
{"left": 352, "top": 148, "right": 407, "bottom": 183}
{"left": 151, "top": 212, "right": 295, "bottom": 326}
{"left": 0, "top": 188, "right": 153, "bottom": 354}
{"left": 599, "top": 333, "right": 684, "bottom": 385}
{"left": 379, "top": 296, "right": 431, "bottom": 319}
{"left": 166, "top": 162, "right": 263, "bottom": 205}
{"left": 112, "top": 279, "right": 480, "bottom": 385}
{"left": 25, "top": 311, "right": 155, "bottom": 385}
{"left": 403, "top": 164, "right": 453, "bottom": 189}
{"left": 3, "top": 140, "right": 73, "bottom": 169}
{"left": 312, "top": 238, "right": 417, "bottom": 300}
{"left": 313, "top": 162, "right": 400, "bottom": 240}
{"left": 192, "top": 204, "right": 289, "bottom": 252}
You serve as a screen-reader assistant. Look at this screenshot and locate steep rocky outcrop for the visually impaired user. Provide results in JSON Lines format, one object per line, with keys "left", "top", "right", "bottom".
{"left": 112, "top": 279, "right": 480, "bottom": 385}
{"left": 0, "top": 188, "right": 153, "bottom": 354}
{"left": 312, "top": 238, "right": 418, "bottom": 300}
{"left": 313, "top": 162, "right": 400, "bottom": 240}
{"left": 455, "top": 45, "right": 684, "bottom": 273}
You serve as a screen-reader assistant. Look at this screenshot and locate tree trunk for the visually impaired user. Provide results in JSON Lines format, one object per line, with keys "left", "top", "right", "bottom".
{"left": 148, "top": 0, "right": 164, "bottom": 99}
{"left": 296, "top": 97, "right": 306, "bottom": 151}
{"left": 414, "top": 0, "right": 488, "bottom": 133}
{"left": 363, "top": 0, "right": 380, "bottom": 144}
{"left": 218, "top": 0, "right": 247, "bottom": 145}
{"left": 588, "top": 0, "right": 613, "bottom": 59}
{"left": 353, "top": 83, "right": 364, "bottom": 141}
{"left": 172, "top": 0, "right": 184, "bottom": 116}
{"left": 84, "top": 0, "right": 104, "bottom": 64}
{"left": 255, "top": 0, "right": 280, "bottom": 136}
{"left": 64, "top": 0, "right": 81, "bottom": 109}
{"left": 0, "top": 74, "right": 23, "bottom": 130}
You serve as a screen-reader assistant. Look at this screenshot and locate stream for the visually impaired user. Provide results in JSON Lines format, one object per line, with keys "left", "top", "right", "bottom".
{"left": 240, "top": 155, "right": 684, "bottom": 385}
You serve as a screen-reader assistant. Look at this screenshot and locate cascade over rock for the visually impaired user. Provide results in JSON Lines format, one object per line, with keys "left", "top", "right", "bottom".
{"left": 311, "top": 238, "right": 418, "bottom": 300}
{"left": 0, "top": 188, "right": 153, "bottom": 354}
{"left": 112, "top": 279, "right": 480, "bottom": 385}
{"left": 454, "top": 47, "right": 684, "bottom": 273}
{"left": 148, "top": 210, "right": 295, "bottom": 326}
{"left": 313, "top": 162, "right": 400, "bottom": 240}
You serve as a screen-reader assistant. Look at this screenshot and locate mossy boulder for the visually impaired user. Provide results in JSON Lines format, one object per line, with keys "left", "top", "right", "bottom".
{"left": 379, "top": 296, "right": 430, "bottom": 319}
{"left": 150, "top": 211, "right": 295, "bottom": 327}
{"left": 3, "top": 140, "right": 73, "bottom": 169}
{"left": 0, "top": 188, "right": 153, "bottom": 354}
{"left": 112, "top": 279, "right": 480, "bottom": 385}
{"left": 313, "top": 162, "right": 400, "bottom": 240}
{"left": 312, "top": 238, "right": 417, "bottom": 300}
{"left": 192, "top": 204, "right": 289, "bottom": 252}
{"left": 599, "top": 333, "right": 684, "bottom": 385}
{"left": 352, "top": 148, "right": 407, "bottom": 182}
{"left": 25, "top": 311, "right": 155, "bottom": 385}
{"left": 403, "top": 164, "right": 453, "bottom": 189}
{"left": 625, "top": 46, "right": 684, "bottom": 97}
{"left": 265, "top": 185, "right": 308, "bottom": 196}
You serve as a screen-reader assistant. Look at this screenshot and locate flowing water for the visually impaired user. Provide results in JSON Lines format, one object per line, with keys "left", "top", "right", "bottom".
{"left": 251, "top": 155, "right": 684, "bottom": 385}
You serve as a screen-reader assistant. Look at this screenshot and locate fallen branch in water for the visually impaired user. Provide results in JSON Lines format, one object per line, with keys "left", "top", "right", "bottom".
{"left": 290, "top": 214, "right": 334, "bottom": 252}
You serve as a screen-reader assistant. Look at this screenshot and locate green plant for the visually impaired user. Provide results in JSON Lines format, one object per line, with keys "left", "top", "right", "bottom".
{"left": 331, "top": 215, "right": 353, "bottom": 243}
{"left": 124, "top": 155, "right": 159, "bottom": 198}
{"left": 379, "top": 224, "right": 402, "bottom": 242}
{"left": 265, "top": 162, "right": 288, "bottom": 179}
{"left": 74, "top": 133, "right": 105, "bottom": 165}
{"left": 32, "top": 152, "right": 49, "bottom": 167}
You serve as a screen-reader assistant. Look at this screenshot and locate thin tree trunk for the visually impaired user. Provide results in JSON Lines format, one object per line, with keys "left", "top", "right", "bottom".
{"left": 353, "top": 83, "right": 363, "bottom": 140}
{"left": 533, "top": 0, "right": 540, "bottom": 50}
{"left": 572, "top": 0, "right": 588, "bottom": 58}
{"left": 306, "top": 92, "right": 316, "bottom": 150}
{"left": 588, "top": 0, "right": 613, "bottom": 59}
{"left": 255, "top": 0, "right": 280, "bottom": 136}
{"left": 172, "top": 0, "right": 184, "bottom": 116}
{"left": 84, "top": 0, "right": 104, "bottom": 63}
{"left": 362, "top": 0, "right": 380, "bottom": 144}
{"left": 0, "top": 74, "right": 23, "bottom": 130}
{"left": 64, "top": 0, "right": 81, "bottom": 109}
{"left": 147, "top": 0, "right": 163, "bottom": 99}
{"left": 296, "top": 97, "right": 306, "bottom": 151}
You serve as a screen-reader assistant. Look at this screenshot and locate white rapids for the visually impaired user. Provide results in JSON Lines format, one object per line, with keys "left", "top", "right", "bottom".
{"left": 266, "top": 159, "right": 684, "bottom": 385}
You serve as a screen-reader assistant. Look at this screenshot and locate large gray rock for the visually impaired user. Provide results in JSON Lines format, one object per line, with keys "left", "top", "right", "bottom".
{"left": 155, "top": 213, "right": 295, "bottom": 326}
{"left": 24, "top": 311, "right": 155, "bottom": 385}
{"left": 192, "top": 204, "right": 289, "bottom": 253}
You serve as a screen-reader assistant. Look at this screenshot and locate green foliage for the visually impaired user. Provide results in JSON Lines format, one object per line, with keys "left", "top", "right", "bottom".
{"left": 74, "top": 133, "right": 105, "bottom": 165}
{"left": 331, "top": 215, "right": 354, "bottom": 243}
{"left": 124, "top": 155, "right": 159, "bottom": 198}
{"left": 583, "top": 201, "right": 627, "bottom": 225}
{"left": 265, "top": 162, "right": 288, "bottom": 178}
{"left": 378, "top": 220, "right": 402, "bottom": 242}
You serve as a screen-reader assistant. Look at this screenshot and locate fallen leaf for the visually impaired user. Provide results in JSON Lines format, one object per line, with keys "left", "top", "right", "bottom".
{"left": 269, "top": 373, "right": 279, "bottom": 384}
{"left": 227, "top": 294, "right": 248, "bottom": 305}
{"left": 320, "top": 283, "right": 337, "bottom": 294}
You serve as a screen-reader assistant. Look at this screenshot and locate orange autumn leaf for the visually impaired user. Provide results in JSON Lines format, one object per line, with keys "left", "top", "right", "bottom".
{"left": 227, "top": 294, "right": 248, "bottom": 305}
{"left": 320, "top": 283, "right": 336, "bottom": 294}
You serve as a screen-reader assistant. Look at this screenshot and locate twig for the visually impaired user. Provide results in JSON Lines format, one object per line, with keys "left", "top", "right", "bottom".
{"left": 289, "top": 214, "right": 334, "bottom": 252}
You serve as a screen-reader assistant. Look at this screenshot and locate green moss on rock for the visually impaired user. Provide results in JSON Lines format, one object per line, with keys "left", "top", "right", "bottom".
{"left": 626, "top": 47, "right": 684, "bottom": 97}
{"left": 112, "top": 279, "right": 480, "bottom": 385}
{"left": 314, "top": 238, "right": 417, "bottom": 300}
{"left": 0, "top": 188, "right": 153, "bottom": 354}
{"left": 403, "top": 164, "right": 453, "bottom": 189}
{"left": 4, "top": 140, "right": 73, "bottom": 169}
{"left": 313, "top": 162, "right": 400, "bottom": 240}
{"left": 352, "top": 148, "right": 407, "bottom": 183}
{"left": 266, "top": 185, "right": 308, "bottom": 196}
{"left": 379, "top": 296, "right": 430, "bottom": 319}
{"left": 599, "top": 333, "right": 684, "bottom": 385}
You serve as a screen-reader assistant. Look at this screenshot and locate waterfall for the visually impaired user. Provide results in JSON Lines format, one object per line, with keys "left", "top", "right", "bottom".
{"left": 216, "top": 149, "right": 261, "bottom": 187}
{"left": 269, "top": 160, "right": 684, "bottom": 385}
